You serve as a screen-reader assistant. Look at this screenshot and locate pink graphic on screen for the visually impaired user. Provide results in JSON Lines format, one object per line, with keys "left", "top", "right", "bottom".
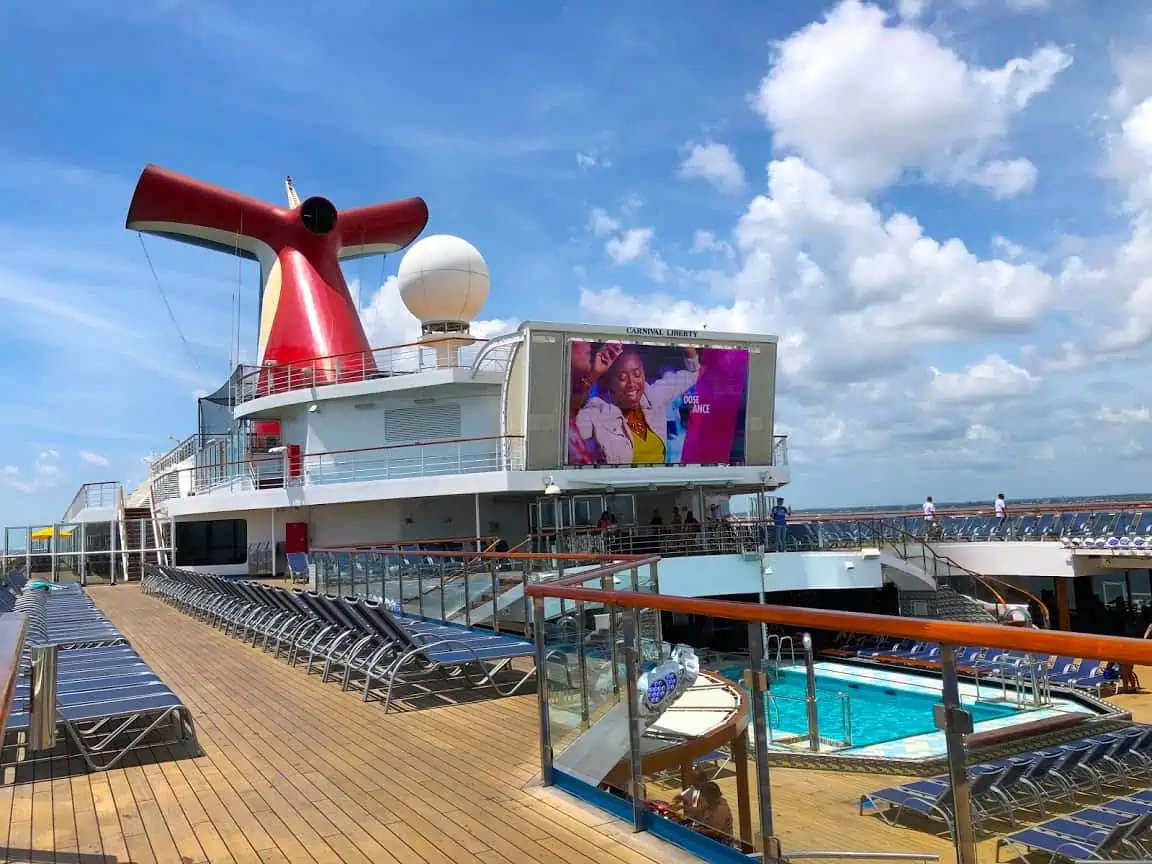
{"left": 680, "top": 347, "right": 749, "bottom": 464}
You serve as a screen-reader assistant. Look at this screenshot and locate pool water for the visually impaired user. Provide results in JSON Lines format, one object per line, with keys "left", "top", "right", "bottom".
{"left": 720, "top": 666, "right": 1020, "bottom": 748}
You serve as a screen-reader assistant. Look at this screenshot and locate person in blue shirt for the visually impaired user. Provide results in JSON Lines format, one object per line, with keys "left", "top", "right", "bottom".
{"left": 770, "top": 499, "right": 791, "bottom": 552}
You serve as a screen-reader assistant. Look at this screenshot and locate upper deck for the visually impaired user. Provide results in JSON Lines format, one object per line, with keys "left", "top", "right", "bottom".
{"left": 146, "top": 323, "right": 791, "bottom": 517}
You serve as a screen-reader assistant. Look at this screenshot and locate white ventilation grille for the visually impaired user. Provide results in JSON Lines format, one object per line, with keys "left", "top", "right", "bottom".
{"left": 384, "top": 403, "right": 462, "bottom": 442}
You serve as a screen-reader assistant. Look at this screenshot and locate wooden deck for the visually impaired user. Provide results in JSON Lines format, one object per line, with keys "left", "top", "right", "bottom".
{"left": 0, "top": 584, "right": 702, "bottom": 864}
{"left": 7, "top": 583, "right": 1152, "bottom": 863}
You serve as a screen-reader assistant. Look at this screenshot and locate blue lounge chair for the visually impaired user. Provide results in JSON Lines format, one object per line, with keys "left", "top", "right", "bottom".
{"left": 349, "top": 601, "right": 537, "bottom": 712}
{"left": 996, "top": 808, "right": 1152, "bottom": 862}
{"left": 860, "top": 766, "right": 1013, "bottom": 836}
{"left": 5, "top": 685, "right": 198, "bottom": 772}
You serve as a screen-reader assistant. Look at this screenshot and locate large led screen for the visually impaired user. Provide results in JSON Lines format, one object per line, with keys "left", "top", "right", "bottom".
{"left": 566, "top": 340, "right": 750, "bottom": 466}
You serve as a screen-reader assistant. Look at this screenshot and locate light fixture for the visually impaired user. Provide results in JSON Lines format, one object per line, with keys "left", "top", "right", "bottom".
{"left": 544, "top": 476, "right": 561, "bottom": 496}
{"left": 308, "top": 404, "right": 319, "bottom": 413}
{"left": 268, "top": 446, "right": 287, "bottom": 455}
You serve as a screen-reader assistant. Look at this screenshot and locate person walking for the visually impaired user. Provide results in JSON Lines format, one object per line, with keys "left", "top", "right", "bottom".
{"left": 923, "top": 496, "right": 938, "bottom": 540}
{"left": 994, "top": 493, "right": 1007, "bottom": 532}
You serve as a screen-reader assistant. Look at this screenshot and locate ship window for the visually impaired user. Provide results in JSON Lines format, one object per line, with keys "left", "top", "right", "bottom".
{"left": 175, "top": 519, "right": 247, "bottom": 567}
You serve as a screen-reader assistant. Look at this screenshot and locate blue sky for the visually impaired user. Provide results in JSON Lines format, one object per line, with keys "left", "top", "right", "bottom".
{"left": 3, "top": 0, "right": 1152, "bottom": 526}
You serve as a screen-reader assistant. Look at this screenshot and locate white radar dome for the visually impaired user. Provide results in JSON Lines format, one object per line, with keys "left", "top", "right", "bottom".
{"left": 396, "top": 234, "right": 489, "bottom": 332}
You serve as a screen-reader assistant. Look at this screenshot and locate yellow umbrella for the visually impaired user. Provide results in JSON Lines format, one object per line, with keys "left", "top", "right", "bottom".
{"left": 30, "top": 527, "right": 73, "bottom": 540}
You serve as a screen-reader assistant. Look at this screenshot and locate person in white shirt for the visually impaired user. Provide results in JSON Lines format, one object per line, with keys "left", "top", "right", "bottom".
{"left": 923, "top": 496, "right": 938, "bottom": 539}
{"left": 994, "top": 493, "right": 1006, "bottom": 521}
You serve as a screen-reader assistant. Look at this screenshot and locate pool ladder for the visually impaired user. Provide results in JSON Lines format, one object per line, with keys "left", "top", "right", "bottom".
{"left": 972, "top": 656, "right": 1052, "bottom": 708}
{"left": 765, "top": 634, "right": 798, "bottom": 670}
{"left": 764, "top": 691, "right": 853, "bottom": 750}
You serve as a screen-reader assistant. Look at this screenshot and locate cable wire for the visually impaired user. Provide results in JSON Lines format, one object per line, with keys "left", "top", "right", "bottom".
{"left": 136, "top": 232, "right": 204, "bottom": 377}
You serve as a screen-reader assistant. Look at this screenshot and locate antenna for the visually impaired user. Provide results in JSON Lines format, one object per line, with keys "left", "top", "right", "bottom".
{"left": 284, "top": 176, "right": 300, "bottom": 209}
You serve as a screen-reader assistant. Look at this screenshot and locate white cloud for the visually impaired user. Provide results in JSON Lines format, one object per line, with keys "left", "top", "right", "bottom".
{"left": 690, "top": 230, "right": 735, "bottom": 259}
{"left": 586, "top": 206, "right": 668, "bottom": 281}
{"left": 926, "top": 355, "right": 1040, "bottom": 405}
{"left": 1, "top": 449, "right": 63, "bottom": 495}
{"left": 1097, "top": 407, "right": 1152, "bottom": 425}
{"left": 605, "top": 228, "right": 654, "bottom": 264}
{"left": 752, "top": 0, "right": 1070, "bottom": 195}
{"left": 79, "top": 450, "right": 110, "bottom": 468}
{"left": 587, "top": 208, "right": 621, "bottom": 238}
{"left": 576, "top": 150, "right": 611, "bottom": 170}
{"left": 897, "top": 0, "right": 928, "bottom": 22}
{"left": 969, "top": 158, "right": 1037, "bottom": 199}
{"left": 677, "top": 141, "right": 746, "bottom": 193}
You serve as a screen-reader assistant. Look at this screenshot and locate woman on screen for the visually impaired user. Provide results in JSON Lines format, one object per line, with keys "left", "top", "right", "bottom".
{"left": 567, "top": 341, "right": 622, "bottom": 464}
{"left": 575, "top": 346, "right": 699, "bottom": 465}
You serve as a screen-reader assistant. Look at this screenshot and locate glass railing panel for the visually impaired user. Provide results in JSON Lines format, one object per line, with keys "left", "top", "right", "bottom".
{"left": 644, "top": 636, "right": 763, "bottom": 857}
{"left": 529, "top": 573, "right": 1152, "bottom": 862}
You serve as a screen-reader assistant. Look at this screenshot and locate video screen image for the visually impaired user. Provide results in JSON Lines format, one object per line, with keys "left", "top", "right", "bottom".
{"left": 566, "top": 340, "right": 750, "bottom": 467}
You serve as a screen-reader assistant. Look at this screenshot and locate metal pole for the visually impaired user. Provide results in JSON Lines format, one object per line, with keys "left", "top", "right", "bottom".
{"left": 939, "top": 645, "right": 977, "bottom": 864}
{"left": 747, "top": 622, "right": 777, "bottom": 858}
{"left": 474, "top": 493, "right": 482, "bottom": 553}
{"left": 621, "top": 607, "right": 647, "bottom": 832}
{"left": 28, "top": 644, "right": 58, "bottom": 752}
{"left": 575, "top": 599, "right": 589, "bottom": 727}
{"left": 602, "top": 574, "right": 621, "bottom": 697}
{"left": 802, "top": 632, "right": 819, "bottom": 752}
{"left": 532, "top": 596, "right": 554, "bottom": 786}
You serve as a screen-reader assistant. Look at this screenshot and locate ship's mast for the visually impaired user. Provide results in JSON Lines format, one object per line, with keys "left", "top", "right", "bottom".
{"left": 284, "top": 176, "right": 300, "bottom": 209}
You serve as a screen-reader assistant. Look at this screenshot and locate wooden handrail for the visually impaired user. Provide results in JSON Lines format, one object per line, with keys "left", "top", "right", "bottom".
{"left": 552, "top": 556, "right": 662, "bottom": 586}
{"left": 525, "top": 583, "right": 1152, "bottom": 665}
{"left": 0, "top": 613, "right": 27, "bottom": 733}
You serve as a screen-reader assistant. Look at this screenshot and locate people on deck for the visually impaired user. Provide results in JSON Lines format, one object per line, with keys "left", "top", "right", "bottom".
{"left": 695, "top": 782, "right": 734, "bottom": 836}
{"left": 770, "top": 499, "right": 790, "bottom": 552}
{"left": 923, "top": 496, "right": 937, "bottom": 539}
{"left": 995, "top": 493, "right": 1007, "bottom": 530}
{"left": 669, "top": 768, "right": 707, "bottom": 821}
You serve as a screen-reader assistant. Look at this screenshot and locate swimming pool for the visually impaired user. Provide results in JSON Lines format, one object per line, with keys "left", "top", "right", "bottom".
{"left": 720, "top": 665, "right": 1021, "bottom": 748}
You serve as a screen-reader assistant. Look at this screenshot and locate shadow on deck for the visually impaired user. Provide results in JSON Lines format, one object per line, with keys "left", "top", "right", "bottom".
{"left": 0, "top": 584, "right": 697, "bottom": 864}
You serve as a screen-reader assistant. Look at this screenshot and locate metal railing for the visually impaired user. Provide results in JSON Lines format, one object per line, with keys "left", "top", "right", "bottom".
{"left": 528, "top": 567, "right": 1152, "bottom": 863}
{"left": 796, "top": 507, "right": 1152, "bottom": 547}
{"left": 309, "top": 546, "right": 648, "bottom": 634}
{"left": 62, "top": 482, "right": 120, "bottom": 522}
{"left": 0, "top": 613, "right": 27, "bottom": 735}
{"left": 154, "top": 435, "right": 527, "bottom": 497}
{"left": 230, "top": 336, "right": 514, "bottom": 406}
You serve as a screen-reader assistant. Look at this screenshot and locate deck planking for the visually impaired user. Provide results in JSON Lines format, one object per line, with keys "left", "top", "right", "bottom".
{"left": 0, "top": 585, "right": 704, "bottom": 864}
{"left": 6, "top": 583, "right": 1152, "bottom": 862}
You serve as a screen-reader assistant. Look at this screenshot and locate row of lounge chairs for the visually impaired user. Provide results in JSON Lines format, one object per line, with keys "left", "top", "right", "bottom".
{"left": 831, "top": 636, "right": 1120, "bottom": 694}
{"left": 860, "top": 725, "right": 1152, "bottom": 861}
{"left": 142, "top": 566, "right": 538, "bottom": 712}
{"left": 2, "top": 577, "right": 198, "bottom": 773}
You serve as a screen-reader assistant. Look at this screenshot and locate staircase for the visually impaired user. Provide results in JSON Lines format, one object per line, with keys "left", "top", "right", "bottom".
{"left": 899, "top": 585, "right": 998, "bottom": 624}
{"left": 121, "top": 506, "right": 155, "bottom": 582}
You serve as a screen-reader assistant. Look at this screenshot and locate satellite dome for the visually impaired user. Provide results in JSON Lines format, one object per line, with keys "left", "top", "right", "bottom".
{"left": 396, "top": 234, "right": 489, "bottom": 336}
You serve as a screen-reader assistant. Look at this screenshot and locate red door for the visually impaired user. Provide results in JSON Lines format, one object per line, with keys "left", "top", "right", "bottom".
{"left": 284, "top": 522, "right": 309, "bottom": 554}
